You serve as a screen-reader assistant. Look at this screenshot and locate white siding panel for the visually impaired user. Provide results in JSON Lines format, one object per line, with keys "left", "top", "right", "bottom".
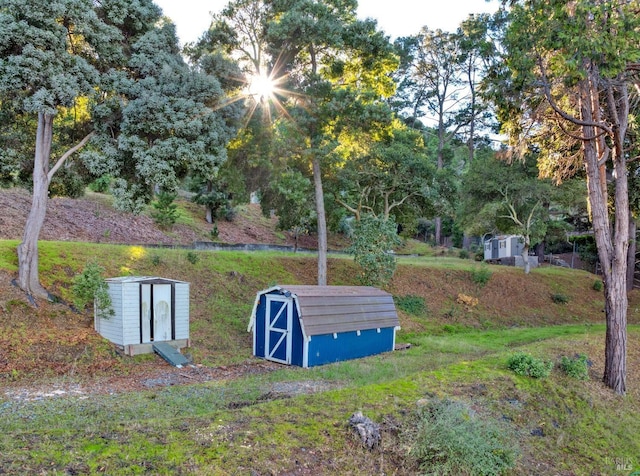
{"left": 96, "top": 281, "right": 125, "bottom": 345}
{"left": 174, "top": 283, "right": 190, "bottom": 339}
{"left": 121, "top": 283, "right": 141, "bottom": 345}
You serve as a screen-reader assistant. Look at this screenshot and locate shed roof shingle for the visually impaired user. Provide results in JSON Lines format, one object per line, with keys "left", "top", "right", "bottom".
{"left": 261, "top": 285, "right": 400, "bottom": 337}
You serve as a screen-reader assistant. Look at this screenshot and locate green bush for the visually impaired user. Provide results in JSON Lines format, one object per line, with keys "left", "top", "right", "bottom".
{"left": 507, "top": 352, "right": 553, "bottom": 378}
{"left": 151, "top": 191, "right": 179, "bottom": 230}
{"left": 394, "top": 295, "right": 427, "bottom": 316}
{"left": 150, "top": 254, "right": 161, "bottom": 266}
{"left": 559, "top": 354, "right": 590, "bottom": 380}
{"left": 551, "top": 293, "right": 569, "bottom": 304}
{"left": 347, "top": 213, "right": 401, "bottom": 286}
{"left": 410, "top": 398, "right": 519, "bottom": 475}
{"left": 470, "top": 264, "right": 492, "bottom": 287}
{"left": 48, "top": 167, "right": 86, "bottom": 198}
{"left": 88, "top": 175, "right": 112, "bottom": 193}
{"left": 592, "top": 279, "right": 603, "bottom": 291}
{"left": 71, "top": 260, "right": 113, "bottom": 319}
{"left": 186, "top": 251, "right": 199, "bottom": 264}
{"left": 458, "top": 249, "right": 470, "bottom": 260}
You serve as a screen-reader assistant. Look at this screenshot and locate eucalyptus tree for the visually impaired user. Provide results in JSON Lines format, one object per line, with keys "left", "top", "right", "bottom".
{"left": 190, "top": 12, "right": 270, "bottom": 215}
{"left": 457, "top": 13, "right": 499, "bottom": 163}
{"left": 0, "top": 0, "right": 124, "bottom": 299}
{"left": 394, "top": 28, "right": 467, "bottom": 245}
{"left": 0, "top": 0, "right": 233, "bottom": 299}
{"left": 198, "top": 0, "right": 397, "bottom": 285}
{"left": 491, "top": 0, "right": 640, "bottom": 394}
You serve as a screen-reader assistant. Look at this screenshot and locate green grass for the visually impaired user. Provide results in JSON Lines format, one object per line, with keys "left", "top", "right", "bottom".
{"left": 1, "top": 237, "right": 640, "bottom": 474}
{"left": 1, "top": 327, "right": 638, "bottom": 474}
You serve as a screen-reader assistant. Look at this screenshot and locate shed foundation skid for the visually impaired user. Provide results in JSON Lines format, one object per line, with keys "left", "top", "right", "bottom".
{"left": 118, "top": 339, "right": 191, "bottom": 356}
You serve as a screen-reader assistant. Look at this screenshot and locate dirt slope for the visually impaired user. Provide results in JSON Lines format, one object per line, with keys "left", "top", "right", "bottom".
{"left": 0, "top": 188, "right": 288, "bottom": 246}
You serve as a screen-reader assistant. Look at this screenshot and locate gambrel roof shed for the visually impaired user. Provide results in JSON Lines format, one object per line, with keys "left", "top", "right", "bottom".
{"left": 248, "top": 285, "right": 400, "bottom": 367}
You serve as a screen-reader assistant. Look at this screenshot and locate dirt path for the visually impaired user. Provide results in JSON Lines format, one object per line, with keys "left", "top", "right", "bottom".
{"left": 2, "top": 360, "right": 284, "bottom": 402}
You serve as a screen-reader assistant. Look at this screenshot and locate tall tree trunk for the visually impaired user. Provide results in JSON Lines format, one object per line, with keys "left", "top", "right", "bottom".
{"left": 580, "top": 73, "right": 628, "bottom": 395}
{"left": 205, "top": 180, "right": 213, "bottom": 224}
{"left": 627, "top": 216, "right": 636, "bottom": 292}
{"left": 521, "top": 237, "right": 530, "bottom": 275}
{"left": 435, "top": 109, "right": 445, "bottom": 246}
{"left": 312, "top": 156, "right": 327, "bottom": 286}
{"left": 17, "top": 112, "right": 54, "bottom": 300}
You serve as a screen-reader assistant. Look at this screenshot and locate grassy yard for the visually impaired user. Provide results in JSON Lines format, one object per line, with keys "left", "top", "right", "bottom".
{"left": 1, "top": 326, "right": 638, "bottom": 475}
{"left": 1, "top": 241, "right": 639, "bottom": 474}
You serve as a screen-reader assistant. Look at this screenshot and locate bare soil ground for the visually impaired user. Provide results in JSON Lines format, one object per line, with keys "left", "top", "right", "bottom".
{"left": 0, "top": 187, "right": 343, "bottom": 248}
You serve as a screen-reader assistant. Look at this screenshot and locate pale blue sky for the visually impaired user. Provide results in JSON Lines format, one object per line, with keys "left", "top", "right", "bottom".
{"left": 154, "top": 0, "right": 500, "bottom": 46}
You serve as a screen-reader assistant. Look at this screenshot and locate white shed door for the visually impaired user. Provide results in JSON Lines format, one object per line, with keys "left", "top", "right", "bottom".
{"left": 153, "top": 284, "right": 172, "bottom": 342}
{"left": 141, "top": 284, "right": 152, "bottom": 343}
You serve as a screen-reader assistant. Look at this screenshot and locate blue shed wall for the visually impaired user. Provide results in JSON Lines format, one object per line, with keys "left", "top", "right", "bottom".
{"left": 254, "top": 294, "right": 267, "bottom": 358}
{"left": 306, "top": 328, "right": 395, "bottom": 367}
{"left": 290, "top": 308, "right": 304, "bottom": 367}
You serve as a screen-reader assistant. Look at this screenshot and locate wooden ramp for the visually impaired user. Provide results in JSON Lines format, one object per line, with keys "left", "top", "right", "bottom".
{"left": 153, "top": 342, "right": 190, "bottom": 368}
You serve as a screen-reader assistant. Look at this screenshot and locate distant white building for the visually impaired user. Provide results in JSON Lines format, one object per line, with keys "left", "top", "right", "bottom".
{"left": 484, "top": 235, "right": 524, "bottom": 261}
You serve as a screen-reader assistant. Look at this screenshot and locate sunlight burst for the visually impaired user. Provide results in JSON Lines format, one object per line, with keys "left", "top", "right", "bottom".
{"left": 248, "top": 71, "right": 275, "bottom": 103}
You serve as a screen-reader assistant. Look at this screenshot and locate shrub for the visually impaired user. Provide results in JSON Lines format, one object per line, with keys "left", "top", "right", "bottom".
{"left": 551, "top": 293, "right": 569, "bottom": 304}
{"left": 394, "top": 295, "right": 427, "bottom": 316}
{"left": 347, "top": 213, "right": 401, "bottom": 286}
{"left": 410, "top": 398, "right": 519, "bottom": 475}
{"left": 72, "top": 260, "right": 113, "bottom": 319}
{"left": 88, "top": 175, "right": 112, "bottom": 193}
{"left": 507, "top": 352, "right": 553, "bottom": 378}
{"left": 151, "top": 191, "right": 179, "bottom": 229}
{"left": 470, "top": 264, "right": 492, "bottom": 287}
{"left": 186, "top": 251, "right": 199, "bottom": 264}
{"left": 458, "top": 249, "right": 470, "bottom": 260}
{"left": 592, "top": 279, "right": 603, "bottom": 292}
{"left": 150, "top": 254, "right": 161, "bottom": 266}
{"left": 559, "top": 354, "right": 590, "bottom": 380}
{"left": 48, "top": 167, "right": 86, "bottom": 198}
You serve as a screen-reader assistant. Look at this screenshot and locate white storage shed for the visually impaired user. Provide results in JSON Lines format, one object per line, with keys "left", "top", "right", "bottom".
{"left": 95, "top": 276, "right": 190, "bottom": 355}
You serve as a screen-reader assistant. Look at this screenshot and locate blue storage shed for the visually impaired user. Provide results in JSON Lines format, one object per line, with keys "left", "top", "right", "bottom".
{"left": 248, "top": 285, "right": 401, "bottom": 367}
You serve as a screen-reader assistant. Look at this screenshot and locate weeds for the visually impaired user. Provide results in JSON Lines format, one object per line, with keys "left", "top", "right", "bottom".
{"left": 552, "top": 293, "right": 569, "bottom": 304}
{"left": 470, "top": 264, "right": 492, "bottom": 287}
{"left": 559, "top": 354, "right": 590, "bottom": 380}
{"left": 394, "top": 294, "right": 427, "bottom": 316}
{"left": 410, "top": 398, "right": 519, "bottom": 475}
{"left": 186, "top": 251, "right": 199, "bottom": 265}
{"left": 507, "top": 351, "right": 553, "bottom": 378}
